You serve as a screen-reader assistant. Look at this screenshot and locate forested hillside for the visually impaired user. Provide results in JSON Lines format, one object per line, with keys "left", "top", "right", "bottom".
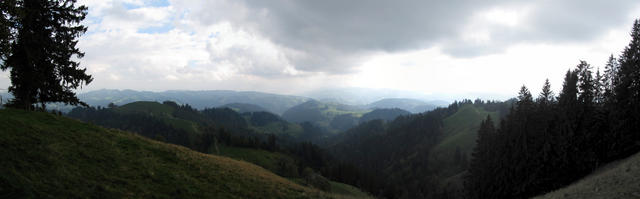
{"left": 467, "top": 19, "right": 640, "bottom": 199}
{"left": 328, "top": 100, "right": 510, "bottom": 198}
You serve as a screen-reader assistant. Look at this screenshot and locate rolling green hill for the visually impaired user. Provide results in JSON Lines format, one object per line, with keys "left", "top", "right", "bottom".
{"left": 115, "top": 101, "right": 202, "bottom": 134}
{"left": 282, "top": 100, "right": 369, "bottom": 132}
{"left": 69, "top": 101, "right": 305, "bottom": 138}
{"left": 431, "top": 104, "right": 499, "bottom": 168}
{"left": 358, "top": 108, "right": 411, "bottom": 123}
{"left": 0, "top": 108, "right": 351, "bottom": 198}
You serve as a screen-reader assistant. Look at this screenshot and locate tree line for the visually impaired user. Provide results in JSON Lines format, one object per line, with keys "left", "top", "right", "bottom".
{"left": 466, "top": 19, "right": 640, "bottom": 199}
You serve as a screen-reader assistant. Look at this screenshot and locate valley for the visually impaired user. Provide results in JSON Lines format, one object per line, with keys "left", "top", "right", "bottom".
{"left": 2, "top": 1, "right": 640, "bottom": 198}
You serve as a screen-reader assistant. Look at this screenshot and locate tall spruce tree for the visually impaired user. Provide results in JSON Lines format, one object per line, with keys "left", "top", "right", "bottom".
{"left": 603, "top": 55, "right": 618, "bottom": 103}
{"left": 614, "top": 19, "right": 640, "bottom": 154}
{"left": 466, "top": 115, "right": 497, "bottom": 199}
{"left": 594, "top": 68, "right": 604, "bottom": 104}
{"left": 0, "top": 0, "right": 92, "bottom": 110}
{"left": 558, "top": 70, "right": 579, "bottom": 108}
{"left": 538, "top": 79, "right": 554, "bottom": 104}
{"left": 576, "top": 61, "right": 595, "bottom": 105}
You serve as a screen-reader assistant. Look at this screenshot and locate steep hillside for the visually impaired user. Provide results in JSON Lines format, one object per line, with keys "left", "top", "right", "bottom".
{"left": 0, "top": 109, "right": 338, "bottom": 198}
{"left": 329, "top": 110, "right": 446, "bottom": 198}
{"left": 327, "top": 101, "right": 510, "bottom": 198}
{"left": 534, "top": 151, "right": 640, "bottom": 199}
{"left": 430, "top": 104, "right": 499, "bottom": 171}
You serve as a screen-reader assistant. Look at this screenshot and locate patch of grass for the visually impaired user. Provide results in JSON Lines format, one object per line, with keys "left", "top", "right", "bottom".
{"left": 217, "top": 145, "right": 289, "bottom": 173}
{"left": 534, "top": 151, "right": 640, "bottom": 199}
{"left": 0, "top": 108, "right": 340, "bottom": 198}
{"left": 290, "top": 179, "right": 373, "bottom": 199}
{"left": 329, "top": 181, "right": 372, "bottom": 198}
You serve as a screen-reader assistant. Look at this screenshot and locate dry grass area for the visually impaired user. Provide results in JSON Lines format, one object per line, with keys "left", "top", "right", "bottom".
{"left": 534, "top": 151, "right": 640, "bottom": 199}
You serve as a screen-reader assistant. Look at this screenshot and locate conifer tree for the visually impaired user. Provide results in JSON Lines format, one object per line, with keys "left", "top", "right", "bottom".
{"left": 594, "top": 68, "right": 605, "bottom": 104}
{"left": 466, "top": 115, "right": 497, "bottom": 199}
{"left": 0, "top": 0, "right": 92, "bottom": 110}
{"left": 576, "top": 61, "right": 595, "bottom": 105}
{"left": 603, "top": 54, "right": 618, "bottom": 102}
{"left": 558, "top": 70, "right": 579, "bottom": 108}
{"left": 538, "top": 79, "right": 555, "bottom": 104}
{"left": 516, "top": 85, "right": 533, "bottom": 113}
{"left": 614, "top": 19, "right": 640, "bottom": 153}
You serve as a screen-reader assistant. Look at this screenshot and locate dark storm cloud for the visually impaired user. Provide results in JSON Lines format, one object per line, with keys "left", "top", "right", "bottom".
{"left": 186, "top": 0, "right": 639, "bottom": 72}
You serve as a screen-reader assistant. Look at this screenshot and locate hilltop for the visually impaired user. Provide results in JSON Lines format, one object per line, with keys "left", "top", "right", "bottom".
{"left": 0, "top": 109, "right": 345, "bottom": 198}
{"left": 282, "top": 100, "right": 368, "bottom": 133}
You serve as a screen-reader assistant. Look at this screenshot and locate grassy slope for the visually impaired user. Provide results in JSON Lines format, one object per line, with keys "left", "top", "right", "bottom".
{"left": 217, "top": 145, "right": 290, "bottom": 173}
{"left": 431, "top": 104, "right": 499, "bottom": 166}
{"left": 0, "top": 109, "right": 337, "bottom": 198}
{"left": 217, "top": 145, "right": 372, "bottom": 199}
{"left": 534, "top": 151, "right": 640, "bottom": 199}
{"left": 290, "top": 179, "right": 372, "bottom": 199}
{"left": 329, "top": 181, "right": 371, "bottom": 198}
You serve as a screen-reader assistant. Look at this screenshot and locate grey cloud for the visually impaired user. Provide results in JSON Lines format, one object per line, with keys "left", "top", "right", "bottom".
{"left": 181, "top": 0, "right": 639, "bottom": 72}
{"left": 442, "top": 0, "right": 639, "bottom": 57}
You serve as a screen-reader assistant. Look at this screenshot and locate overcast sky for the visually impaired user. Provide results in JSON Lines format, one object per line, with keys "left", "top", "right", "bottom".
{"left": 1, "top": 0, "right": 639, "bottom": 99}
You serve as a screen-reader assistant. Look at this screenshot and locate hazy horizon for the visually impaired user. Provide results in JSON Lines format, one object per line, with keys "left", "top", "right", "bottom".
{"left": 1, "top": 0, "right": 639, "bottom": 100}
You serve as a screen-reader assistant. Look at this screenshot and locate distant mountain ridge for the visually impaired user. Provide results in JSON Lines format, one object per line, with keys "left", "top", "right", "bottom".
{"left": 77, "top": 89, "right": 310, "bottom": 115}
{"left": 302, "top": 87, "right": 450, "bottom": 106}
{"left": 2, "top": 89, "right": 446, "bottom": 116}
